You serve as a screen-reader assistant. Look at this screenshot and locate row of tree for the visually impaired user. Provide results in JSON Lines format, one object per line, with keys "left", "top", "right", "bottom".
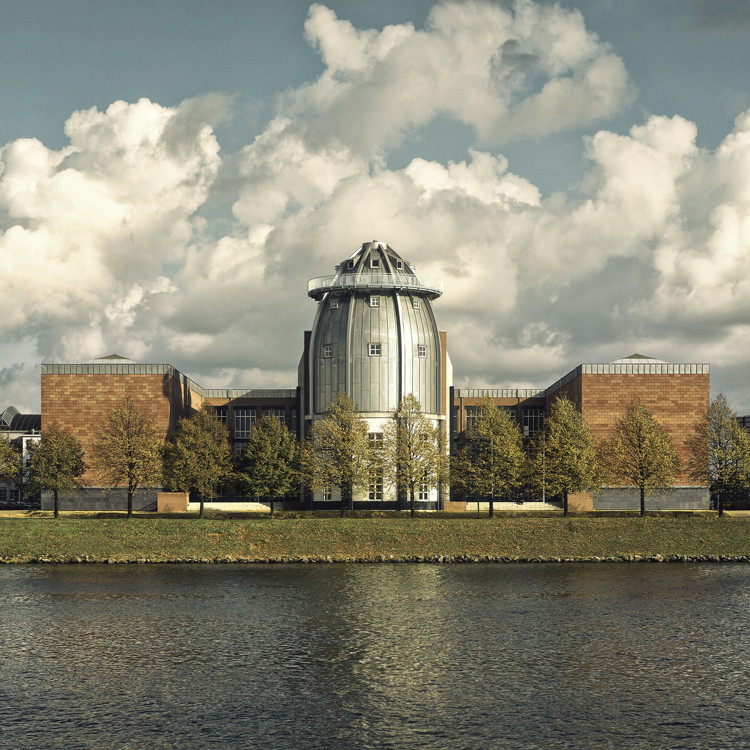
{"left": 10, "top": 390, "right": 750, "bottom": 518}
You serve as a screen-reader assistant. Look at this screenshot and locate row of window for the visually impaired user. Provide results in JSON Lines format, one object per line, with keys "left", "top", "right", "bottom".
{"left": 212, "top": 406, "right": 290, "bottom": 440}
{"left": 329, "top": 297, "right": 421, "bottom": 309}
{"left": 322, "top": 343, "right": 427, "bottom": 357}
{"left": 346, "top": 258, "right": 409, "bottom": 271}
{"left": 463, "top": 406, "right": 545, "bottom": 438}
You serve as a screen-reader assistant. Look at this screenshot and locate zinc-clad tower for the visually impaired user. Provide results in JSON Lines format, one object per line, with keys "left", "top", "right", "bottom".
{"left": 301, "top": 240, "right": 451, "bottom": 508}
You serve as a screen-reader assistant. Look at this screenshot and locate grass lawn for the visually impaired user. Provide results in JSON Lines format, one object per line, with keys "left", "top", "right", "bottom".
{"left": 1, "top": 514, "right": 750, "bottom": 562}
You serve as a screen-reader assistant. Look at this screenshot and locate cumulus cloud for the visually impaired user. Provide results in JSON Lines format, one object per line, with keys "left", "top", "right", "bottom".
{"left": 4, "top": 1, "right": 750, "bottom": 412}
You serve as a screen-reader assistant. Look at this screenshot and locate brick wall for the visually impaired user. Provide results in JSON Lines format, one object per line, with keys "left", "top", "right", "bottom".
{"left": 557, "top": 372, "right": 709, "bottom": 483}
{"left": 41, "top": 372, "right": 202, "bottom": 485}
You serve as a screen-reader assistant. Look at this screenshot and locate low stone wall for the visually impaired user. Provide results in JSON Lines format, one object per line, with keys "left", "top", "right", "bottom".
{"left": 41, "top": 488, "right": 159, "bottom": 512}
{"left": 594, "top": 486, "right": 710, "bottom": 511}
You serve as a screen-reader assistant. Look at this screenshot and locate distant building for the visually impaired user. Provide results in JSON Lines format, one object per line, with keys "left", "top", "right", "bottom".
{"left": 39, "top": 242, "right": 710, "bottom": 511}
{"left": 0, "top": 405, "right": 41, "bottom": 507}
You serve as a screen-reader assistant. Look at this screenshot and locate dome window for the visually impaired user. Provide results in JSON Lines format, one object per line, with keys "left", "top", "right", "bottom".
{"left": 330, "top": 298, "right": 339, "bottom": 309}
{"left": 323, "top": 344, "right": 333, "bottom": 358}
{"left": 368, "top": 343, "right": 381, "bottom": 356}
{"left": 396, "top": 260, "right": 404, "bottom": 270}
{"left": 370, "top": 258, "right": 380, "bottom": 269}
{"left": 412, "top": 299, "right": 420, "bottom": 309}
{"left": 369, "top": 296, "right": 380, "bottom": 307}
{"left": 418, "top": 345, "right": 427, "bottom": 358}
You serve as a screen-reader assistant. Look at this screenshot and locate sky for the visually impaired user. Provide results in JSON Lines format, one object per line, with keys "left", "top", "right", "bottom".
{"left": 3, "top": 0, "right": 750, "bottom": 413}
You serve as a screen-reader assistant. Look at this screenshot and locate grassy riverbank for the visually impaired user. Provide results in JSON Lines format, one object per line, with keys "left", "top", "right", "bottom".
{"left": 2, "top": 514, "right": 750, "bottom": 563}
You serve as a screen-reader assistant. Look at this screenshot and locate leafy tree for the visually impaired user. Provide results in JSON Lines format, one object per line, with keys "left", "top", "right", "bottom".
{"left": 0, "top": 438, "right": 20, "bottom": 482}
{"left": 450, "top": 396, "right": 525, "bottom": 517}
{"left": 687, "top": 393, "right": 750, "bottom": 515}
{"left": 302, "top": 391, "right": 371, "bottom": 515}
{"left": 383, "top": 393, "right": 447, "bottom": 517}
{"left": 239, "top": 414, "right": 300, "bottom": 515}
{"left": 601, "top": 399, "right": 680, "bottom": 517}
{"left": 25, "top": 425, "right": 86, "bottom": 518}
{"left": 91, "top": 396, "right": 163, "bottom": 518}
{"left": 163, "top": 407, "right": 234, "bottom": 518}
{"left": 535, "top": 395, "right": 600, "bottom": 516}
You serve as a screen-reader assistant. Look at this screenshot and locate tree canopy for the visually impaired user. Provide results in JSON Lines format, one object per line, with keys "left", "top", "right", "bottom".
{"left": 687, "top": 393, "right": 750, "bottom": 513}
{"left": 383, "top": 393, "right": 446, "bottom": 516}
{"left": 91, "top": 396, "right": 163, "bottom": 517}
{"left": 163, "top": 407, "right": 234, "bottom": 518}
{"left": 601, "top": 399, "right": 680, "bottom": 516}
{"left": 450, "top": 396, "right": 525, "bottom": 516}
{"left": 303, "top": 391, "right": 371, "bottom": 513}
{"left": 239, "top": 414, "right": 300, "bottom": 513}
{"left": 535, "top": 395, "right": 600, "bottom": 515}
{"left": 25, "top": 425, "right": 86, "bottom": 517}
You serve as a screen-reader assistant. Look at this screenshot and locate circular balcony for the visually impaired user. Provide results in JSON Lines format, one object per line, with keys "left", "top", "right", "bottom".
{"left": 308, "top": 273, "right": 443, "bottom": 300}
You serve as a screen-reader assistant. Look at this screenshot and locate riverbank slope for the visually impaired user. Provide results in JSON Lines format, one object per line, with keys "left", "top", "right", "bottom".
{"left": 2, "top": 515, "right": 750, "bottom": 563}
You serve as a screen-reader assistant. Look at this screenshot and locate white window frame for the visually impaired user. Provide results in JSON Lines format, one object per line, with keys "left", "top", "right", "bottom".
{"left": 418, "top": 344, "right": 427, "bottom": 358}
{"left": 329, "top": 298, "right": 339, "bottom": 309}
{"left": 323, "top": 344, "right": 333, "bottom": 358}
{"left": 370, "top": 258, "right": 380, "bottom": 269}
{"left": 369, "top": 296, "right": 380, "bottom": 308}
{"left": 412, "top": 298, "right": 420, "bottom": 309}
{"left": 368, "top": 343, "right": 381, "bottom": 356}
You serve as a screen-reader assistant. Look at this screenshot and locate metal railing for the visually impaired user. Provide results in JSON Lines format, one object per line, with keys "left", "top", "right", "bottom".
{"left": 308, "top": 273, "right": 443, "bottom": 299}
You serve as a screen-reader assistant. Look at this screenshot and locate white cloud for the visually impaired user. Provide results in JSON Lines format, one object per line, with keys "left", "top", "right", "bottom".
{"left": 5, "top": 1, "right": 750, "bottom": 412}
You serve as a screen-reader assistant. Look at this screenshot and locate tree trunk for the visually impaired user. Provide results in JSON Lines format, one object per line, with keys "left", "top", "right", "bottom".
{"left": 563, "top": 490, "right": 569, "bottom": 517}
{"left": 489, "top": 494, "right": 494, "bottom": 518}
{"left": 199, "top": 495, "right": 205, "bottom": 519}
{"left": 127, "top": 490, "right": 133, "bottom": 519}
{"left": 640, "top": 486, "right": 645, "bottom": 517}
{"left": 410, "top": 486, "right": 415, "bottom": 518}
{"left": 53, "top": 489, "right": 59, "bottom": 519}
{"left": 269, "top": 495, "right": 275, "bottom": 517}
{"left": 718, "top": 493, "right": 724, "bottom": 517}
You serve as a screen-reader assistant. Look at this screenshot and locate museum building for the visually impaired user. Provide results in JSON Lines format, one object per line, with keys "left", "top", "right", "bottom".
{"left": 36, "top": 241, "right": 710, "bottom": 511}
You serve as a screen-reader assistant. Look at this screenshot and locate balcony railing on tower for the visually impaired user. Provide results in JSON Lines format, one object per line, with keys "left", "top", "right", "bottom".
{"left": 307, "top": 273, "right": 443, "bottom": 300}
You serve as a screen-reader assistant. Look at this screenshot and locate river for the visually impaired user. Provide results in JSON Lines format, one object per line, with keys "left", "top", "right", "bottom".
{"left": 1, "top": 563, "right": 749, "bottom": 749}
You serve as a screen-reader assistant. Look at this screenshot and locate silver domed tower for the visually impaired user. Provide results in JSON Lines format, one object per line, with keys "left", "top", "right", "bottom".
{"left": 303, "top": 241, "right": 447, "bottom": 418}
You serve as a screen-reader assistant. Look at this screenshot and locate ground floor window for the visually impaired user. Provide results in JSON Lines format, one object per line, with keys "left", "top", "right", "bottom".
{"left": 369, "top": 468, "right": 383, "bottom": 500}
{"left": 523, "top": 408, "right": 545, "bottom": 438}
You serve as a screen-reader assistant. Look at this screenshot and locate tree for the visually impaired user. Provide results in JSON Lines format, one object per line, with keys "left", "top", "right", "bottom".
{"left": 535, "top": 395, "right": 600, "bottom": 516}
{"left": 91, "top": 397, "right": 163, "bottom": 518}
{"left": 239, "top": 414, "right": 300, "bottom": 515}
{"left": 687, "top": 393, "right": 750, "bottom": 515}
{"left": 303, "top": 391, "right": 371, "bottom": 515}
{"left": 450, "top": 396, "right": 525, "bottom": 517}
{"left": 25, "top": 425, "right": 86, "bottom": 518}
{"left": 0, "top": 438, "right": 20, "bottom": 483}
{"left": 163, "top": 408, "right": 234, "bottom": 518}
{"left": 601, "top": 399, "right": 680, "bottom": 517}
{"left": 383, "top": 394, "right": 447, "bottom": 517}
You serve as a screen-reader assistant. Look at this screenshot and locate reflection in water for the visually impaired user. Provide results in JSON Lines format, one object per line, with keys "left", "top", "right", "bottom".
{"left": 1, "top": 564, "right": 749, "bottom": 749}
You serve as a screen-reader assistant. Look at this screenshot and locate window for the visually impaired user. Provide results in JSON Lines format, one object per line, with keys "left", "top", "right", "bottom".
{"left": 322, "top": 486, "right": 332, "bottom": 501}
{"left": 234, "top": 407, "right": 256, "bottom": 439}
{"left": 502, "top": 406, "right": 516, "bottom": 421}
{"left": 323, "top": 344, "right": 333, "bottom": 358}
{"left": 412, "top": 298, "right": 420, "bottom": 309}
{"left": 370, "top": 258, "right": 380, "bottom": 269}
{"left": 368, "top": 343, "right": 381, "bottom": 356}
{"left": 368, "top": 432, "right": 383, "bottom": 450}
{"left": 348, "top": 259, "right": 355, "bottom": 269}
{"left": 465, "top": 406, "right": 479, "bottom": 432}
{"left": 263, "top": 407, "right": 285, "bottom": 425}
{"left": 418, "top": 473, "right": 429, "bottom": 501}
{"left": 369, "top": 467, "right": 384, "bottom": 500}
{"left": 396, "top": 260, "right": 404, "bottom": 270}
{"left": 523, "top": 408, "right": 545, "bottom": 438}
{"left": 418, "top": 344, "right": 427, "bottom": 358}
{"left": 369, "top": 296, "right": 380, "bottom": 307}
{"left": 212, "top": 406, "right": 228, "bottom": 424}
{"left": 330, "top": 299, "right": 339, "bottom": 309}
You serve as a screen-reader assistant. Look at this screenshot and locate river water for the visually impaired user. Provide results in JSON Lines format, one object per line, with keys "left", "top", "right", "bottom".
{"left": 1, "top": 563, "right": 749, "bottom": 750}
